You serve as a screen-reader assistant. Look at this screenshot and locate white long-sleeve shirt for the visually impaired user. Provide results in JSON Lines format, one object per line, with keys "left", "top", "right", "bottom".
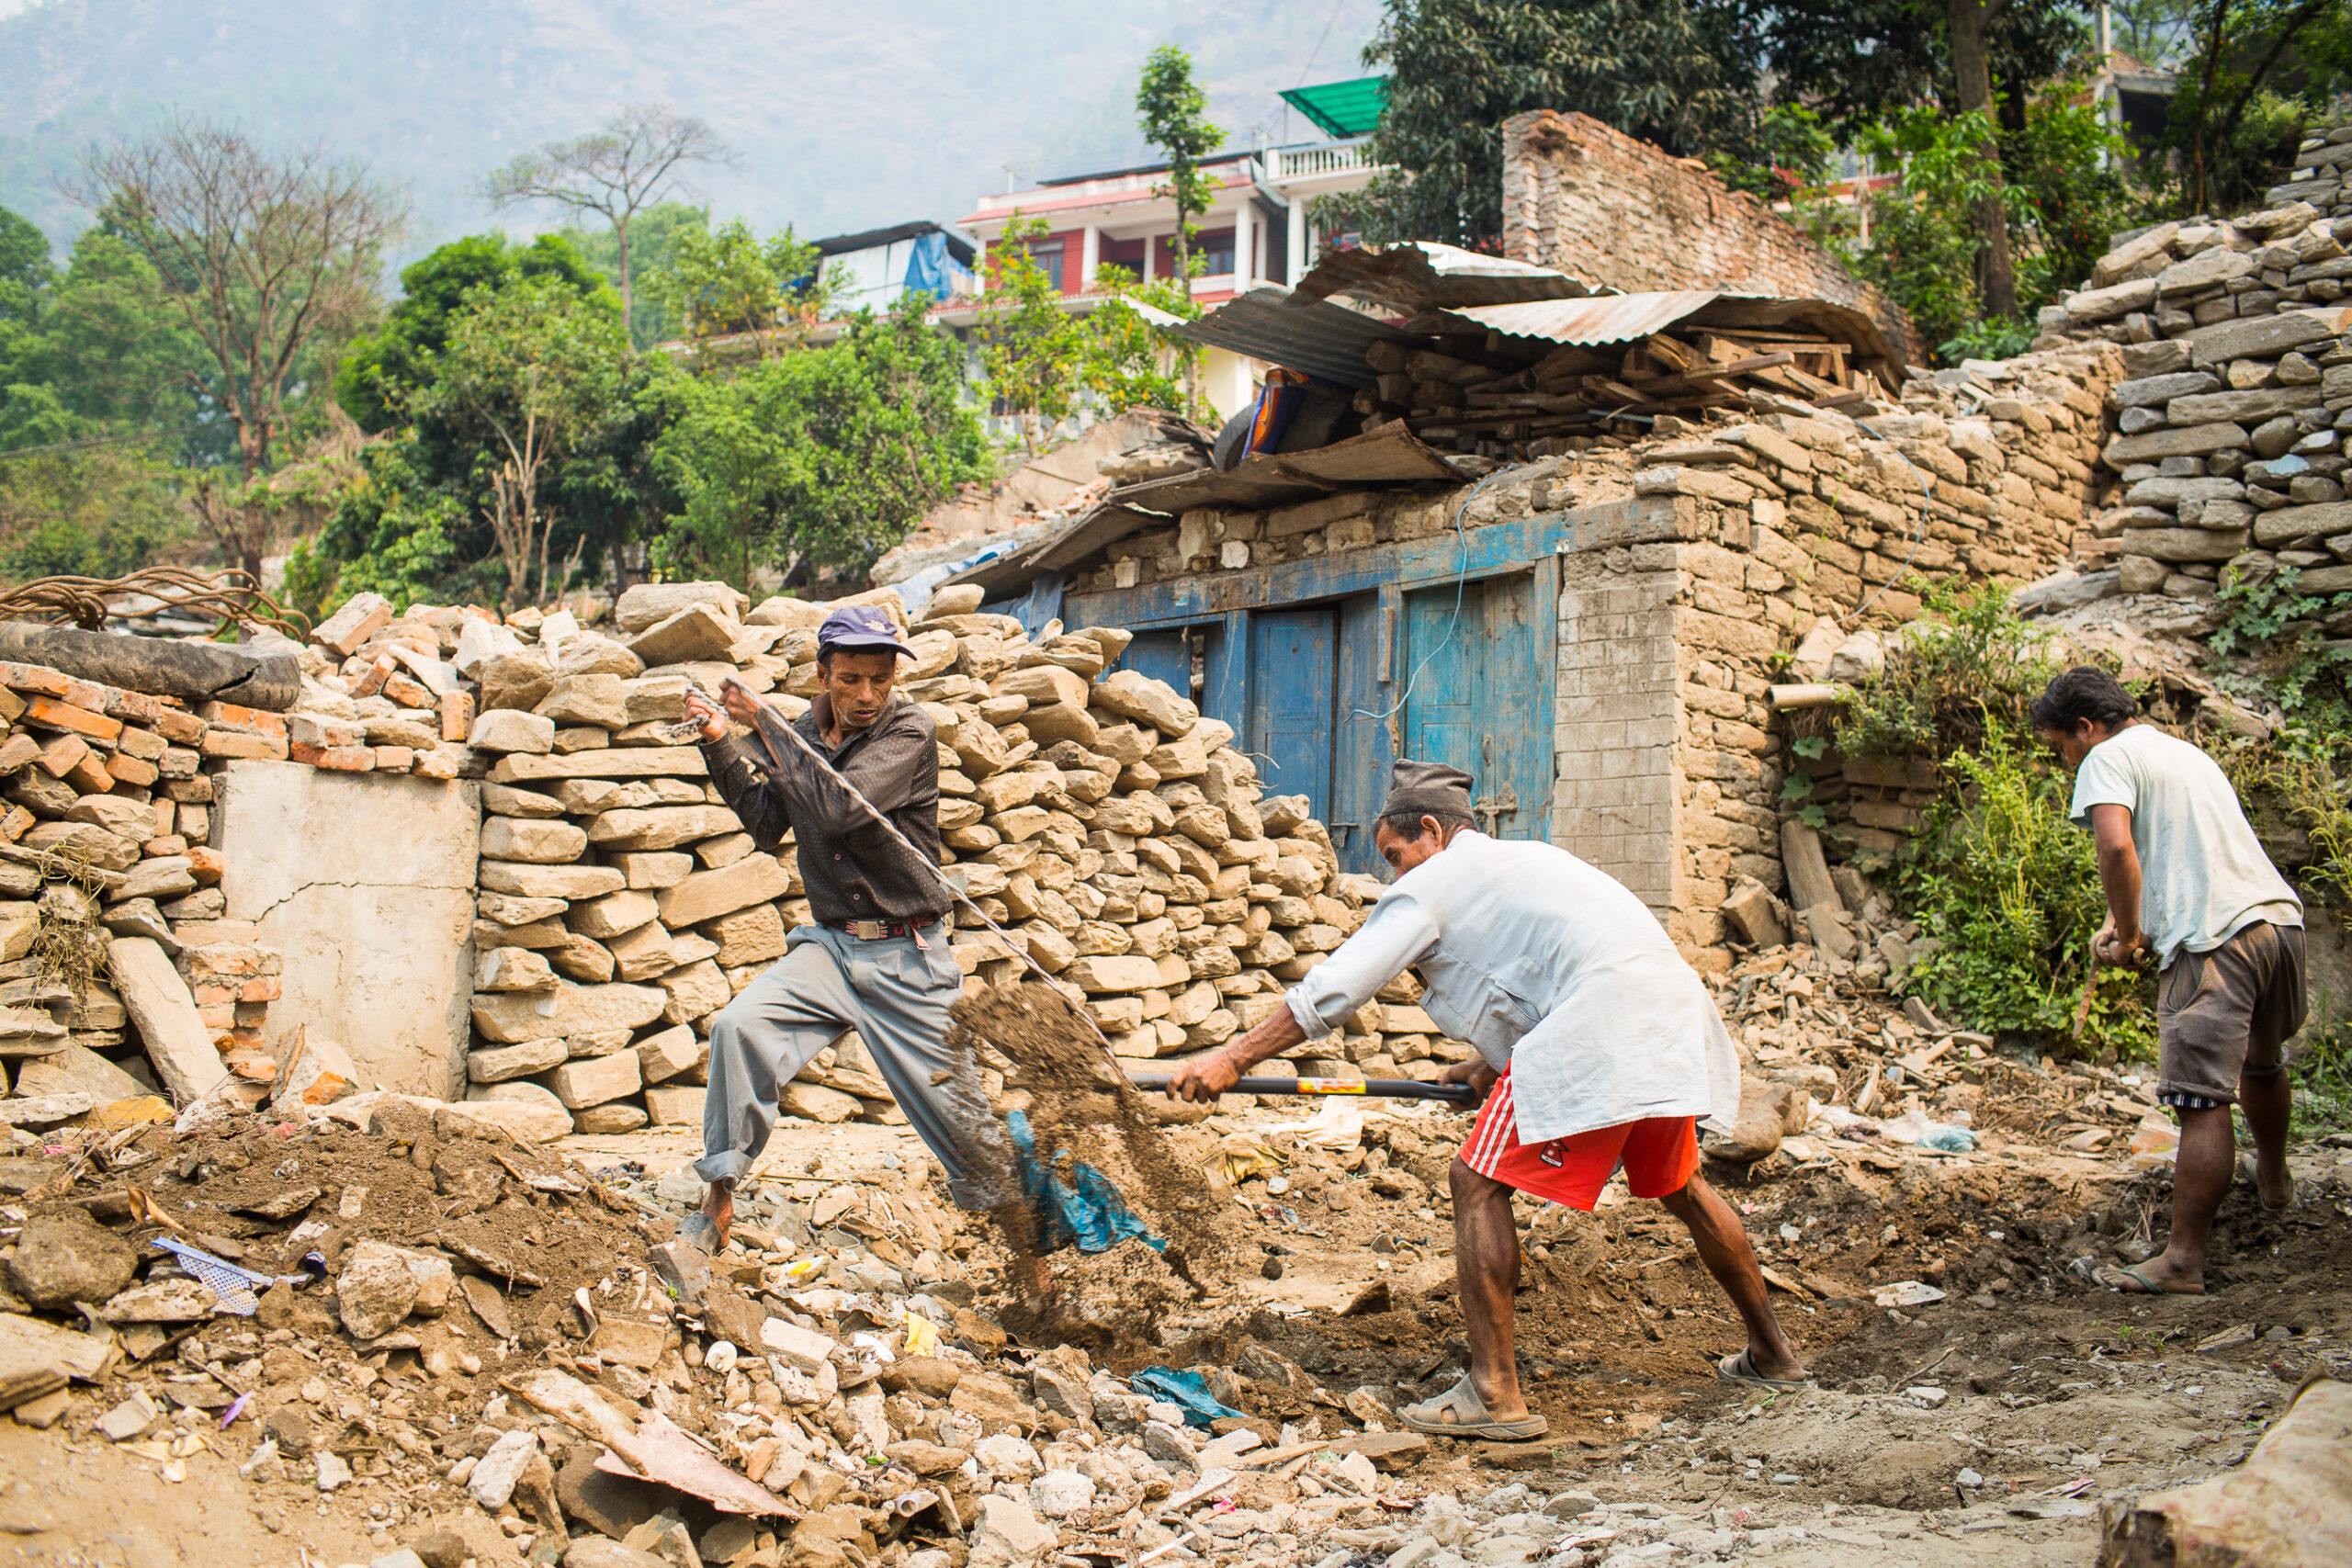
{"left": 1283, "top": 831, "right": 1742, "bottom": 1143}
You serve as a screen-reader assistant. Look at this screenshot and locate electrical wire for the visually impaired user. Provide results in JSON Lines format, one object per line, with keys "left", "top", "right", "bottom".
{"left": 1348, "top": 463, "right": 1513, "bottom": 725}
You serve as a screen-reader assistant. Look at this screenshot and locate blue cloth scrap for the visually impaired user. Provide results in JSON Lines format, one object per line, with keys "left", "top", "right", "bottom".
{"left": 1006, "top": 1110, "right": 1162, "bottom": 1256}
{"left": 1129, "top": 1367, "right": 1246, "bottom": 1429}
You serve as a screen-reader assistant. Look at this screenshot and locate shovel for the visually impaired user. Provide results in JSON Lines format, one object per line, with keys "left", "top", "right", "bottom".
{"left": 1126, "top": 1074, "right": 1477, "bottom": 1104}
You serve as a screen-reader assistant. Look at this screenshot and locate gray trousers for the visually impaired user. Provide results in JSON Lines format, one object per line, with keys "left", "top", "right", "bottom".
{"left": 695, "top": 924, "right": 1001, "bottom": 1209}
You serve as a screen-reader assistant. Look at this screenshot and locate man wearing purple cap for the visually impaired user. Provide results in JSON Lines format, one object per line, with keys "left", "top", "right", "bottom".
{"left": 676, "top": 604, "right": 995, "bottom": 1252}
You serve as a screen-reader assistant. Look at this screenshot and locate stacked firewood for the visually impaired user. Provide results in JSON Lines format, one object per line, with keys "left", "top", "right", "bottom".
{"left": 1356, "top": 325, "right": 1898, "bottom": 460}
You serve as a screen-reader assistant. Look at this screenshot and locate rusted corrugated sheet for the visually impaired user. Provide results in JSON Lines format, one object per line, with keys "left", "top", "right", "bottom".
{"left": 1170, "top": 288, "right": 1419, "bottom": 388}
{"left": 1290, "top": 241, "right": 1600, "bottom": 312}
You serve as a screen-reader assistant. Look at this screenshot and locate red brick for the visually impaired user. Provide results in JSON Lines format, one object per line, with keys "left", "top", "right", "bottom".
{"left": 158, "top": 747, "right": 200, "bottom": 779}
{"left": 22, "top": 695, "right": 122, "bottom": 745}
{"left": 63, "top": 754, "right": 115, "bottom": 794}
{"left": 103, "top": 688, "right": 166, "bottom": 725}
{"left": 161, "top": 776, "right": 215, "bottom": 804}
{"left": 106, "top": 751, "right": 160, "bottom": 788}
{"left": 198, "top": 730, "right": 288, "bottom": 761}
{"left": 439, "top": 692, "right": 475, "bottom": 742}
{"left": 197, "top": 1002, "right": 236, "bottom": 1031}
{"left": 153, "top": 709, "right": 206, "bottom": 745}
{"left": 34, "top": 733, "right": 88, "bottom": 780}
{"left": 116, "top": 727, "right": 166, "bottom": 762}
{"left": 0, "top": 663, "right": 70, "bottom": 699}
{"left": 0, "top": 690, "right": 23, "bottom": 725}
{"left": 0, "top": 806, "right": 30, "bottom": 843}
{"left": 0, "top": 734, "right": 39, "bottom": 774}
{"left": 382, "top": 673, "right": 433, "bottom": 709}
{"left": 290, "top": 740, "right": 375, "bottom": 773}
{"left": 348, "top": 655, "right": 395, "bottom": 699}
{"left": 187, "top": 846, "right": 226, "bottom": 886}
{"left": 373, "top": 746, "right": 414, "bottom": 772}
{"left": 194, "top": 700, "right": 288, "bottom": 738}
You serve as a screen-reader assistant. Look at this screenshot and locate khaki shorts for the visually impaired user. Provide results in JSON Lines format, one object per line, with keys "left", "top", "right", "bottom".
{"left": 2155, "top": 921, "right": 2307, "bottom": 1105}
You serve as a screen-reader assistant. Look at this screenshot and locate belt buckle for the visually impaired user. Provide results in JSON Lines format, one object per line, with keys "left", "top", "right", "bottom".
{"left": 853, "top": 919, "right": 882, "bottom": 940}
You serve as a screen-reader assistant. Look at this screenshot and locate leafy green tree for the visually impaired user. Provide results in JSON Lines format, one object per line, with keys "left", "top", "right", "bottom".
{"left": 2167, "top": 0, "right": 2340, "bottom": 213}
{"left": 556, "top": 201, "right": 707, "bottom": 348}
{"left": 406, "top": 274, "right": 633, "bottom": 608}
{"left": 66, "top": 116, "right": 405, "bottom": 581}
{"left": 645, "top": 298, "right": 988, "bottom": 586}
{"left": 317, "top": 432, "right": 476, "bottom": 609}
{"left": 335, "top": 232, "right": 613, "bottom": 432}
{"left": 654, "top": 218, "right": 835, "bottom": 355}
{"left": 1340, "top": 0, "right": 1762, "bottom": 251}
{"left": 0, "top": 442, "right": 187, "bottom": 581}
{"left": 973, "top": 213, "right": 1084, "bottom": 456}
{"left": 1079, "top": 273, "right": 1195, "bottom": 414}
{"left": 1709, "top": 104, "right": 1840, "bottom": 204}
{"left": 1136, "top": 45, "right": 1223, "bottom": 420}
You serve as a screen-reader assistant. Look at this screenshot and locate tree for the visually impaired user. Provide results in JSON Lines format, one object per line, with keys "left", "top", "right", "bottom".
{"left": 1341, "top": 0, "right": 1762, "bottom": 252}
{"left": 1734, "top": 0, "right": 2086, "bottom": 321}
{"left": 335, "top": 232, "right": 614, "bottom": 432}
{"left": 1136, "top": 45, "right": 1224, "bottom": 421}
{"left": 2169, "top": 0, "right": 2341, "bottom": 213}
{"left": 645, "top": 298, "right": 989, "bottom": 587}
{"left": 655, "top": 219, "right": 835, "bottom": 355}
{"left": 482, "top": 105, "right": 734, "bottom": 330}
{"left": 64, "top": 116, "right": 405, "bottom": 581}
{"left": 406, "top": 275, "right": 631, "bottom": 609}
{"left": 556, "top": 201, "right": 707, "bottom": 348}
{"left": 973, "top": 214, "right": 1084, "bottom": 456}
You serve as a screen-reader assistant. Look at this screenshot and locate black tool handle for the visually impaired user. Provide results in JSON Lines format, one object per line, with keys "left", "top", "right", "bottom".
{"left": 1127, "top": 1073, "right": 1477, "bottom": 1104}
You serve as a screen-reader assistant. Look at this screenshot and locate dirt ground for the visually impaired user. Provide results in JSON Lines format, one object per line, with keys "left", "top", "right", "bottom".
{"left": 2, "top": 1077, "right": 2346, "bottom": 1567}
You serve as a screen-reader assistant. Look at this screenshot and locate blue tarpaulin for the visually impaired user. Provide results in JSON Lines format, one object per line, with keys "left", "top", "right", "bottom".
{"left": 1007, "top": 1110, "right": 1161, "bottom": 1255}
{"left": 904, "top": 231, "right": 972, "bottom": 303}
{"left": 1128, "top": 1368, "right": 1247, "bottom": 1429}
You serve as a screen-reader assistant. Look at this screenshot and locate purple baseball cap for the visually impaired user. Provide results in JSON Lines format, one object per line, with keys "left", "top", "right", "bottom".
{"left": 817, "top": 604, "right": 913, "bottom": 658}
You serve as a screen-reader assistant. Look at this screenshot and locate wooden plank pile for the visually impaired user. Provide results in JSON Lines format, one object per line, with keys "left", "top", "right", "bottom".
{"left": 1354, "top": 324, "right": 1899, "bottom": 461}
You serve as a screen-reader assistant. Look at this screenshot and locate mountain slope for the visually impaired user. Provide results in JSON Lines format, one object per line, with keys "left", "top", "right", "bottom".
{"left": 0, "top": 0, "right": 1381, "bottom": 259}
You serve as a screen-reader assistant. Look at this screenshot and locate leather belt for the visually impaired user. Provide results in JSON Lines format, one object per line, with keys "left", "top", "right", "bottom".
{"left": 834, "top": 918, "right": 940, "bottom": 940}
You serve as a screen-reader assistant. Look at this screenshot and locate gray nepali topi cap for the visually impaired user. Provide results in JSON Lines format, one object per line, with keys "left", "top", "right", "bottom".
{"left": 1382, "top": 758, "right": 1475, "bottom": 819}
{"left": 817, "top": 604, "right": 913, "bottom": 658}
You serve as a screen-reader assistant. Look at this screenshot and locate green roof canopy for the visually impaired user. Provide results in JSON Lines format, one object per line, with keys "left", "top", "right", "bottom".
{"left": 1278, "top": 77, "right": 1387, "bottom": 139}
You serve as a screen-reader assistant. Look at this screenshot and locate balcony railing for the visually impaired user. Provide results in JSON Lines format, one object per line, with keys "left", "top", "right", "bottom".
{"left": 1270, "top": 138, "right": 1380, "bottom": 182}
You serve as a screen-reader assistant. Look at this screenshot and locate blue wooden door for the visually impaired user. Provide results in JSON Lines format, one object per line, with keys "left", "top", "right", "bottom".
{"left": 1400, "top": 570, "right": 1554, "bottom": 842}
{"left": 1329, "top": 592, "right": 1397, "bottom": 875}
{"left": 1248, "top": 608, "right": 1337, "bottom": 826}
{"left": 1117, "top": 630, "right": 1191, "bottom": 698}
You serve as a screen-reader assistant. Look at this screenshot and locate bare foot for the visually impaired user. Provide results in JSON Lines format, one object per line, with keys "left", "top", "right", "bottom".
{"left": 699, "top": 1179, "right": 734, "bottom": 1251}
{"left": 1747, "top": 1344, "right": 1810, "bottom": 1382}
{"left": 2252, "top": 1156, "right": 2294, "bottom": 1212}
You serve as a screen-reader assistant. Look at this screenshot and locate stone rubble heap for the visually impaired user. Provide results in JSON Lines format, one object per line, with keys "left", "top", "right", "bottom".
{"left": 0, "top": 660, "right": 305, "bottom": 1136}
{"left": 281, "top": 581, "right": 1461, "bottom": 1141}
{"left": 2263, "top": 117, "right": 2352, "bottom": 225}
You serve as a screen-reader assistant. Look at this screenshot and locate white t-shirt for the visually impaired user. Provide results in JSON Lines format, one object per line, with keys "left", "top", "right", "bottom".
{"left": 2067, "top": 724, "right": 2301, "bottom": 967}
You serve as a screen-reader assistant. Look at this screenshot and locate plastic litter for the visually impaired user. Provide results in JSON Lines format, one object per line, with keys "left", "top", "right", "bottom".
{"left": 147, "top": 1236, "right": 309, "bottom": 1316}
{"left": 1129, "top": 1367, "right": 1247, "bottom": 1429}
{"left": 1005, "top": 1111, "right": 1162, "bottom": 1256}
{"left": 1917, "top": 1125, "right": 1978, "bottom": 1153}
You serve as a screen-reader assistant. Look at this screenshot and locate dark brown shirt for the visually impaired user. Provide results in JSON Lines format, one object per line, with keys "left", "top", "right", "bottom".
{"left": 699, "top": 694, "right": 949, "bottom": 926}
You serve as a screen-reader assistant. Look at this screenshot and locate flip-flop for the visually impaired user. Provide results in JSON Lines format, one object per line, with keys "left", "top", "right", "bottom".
{"left": 2094, "top": 1263, "right": 2203, "bottom": 1296}
{"left": 1711, "top": 1348, "right": 1812, "bottom": 1391}
{"left": 1397, "top": 1374, "right": 1549, "bottom": 1440}
{"left": 2240, "top": 1158, "right": 2296, "bottom": 1213}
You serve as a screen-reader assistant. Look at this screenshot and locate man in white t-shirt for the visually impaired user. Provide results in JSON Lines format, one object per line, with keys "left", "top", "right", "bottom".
{"left": 2033, "top": 667, "right": 2305, "bottom": 1295}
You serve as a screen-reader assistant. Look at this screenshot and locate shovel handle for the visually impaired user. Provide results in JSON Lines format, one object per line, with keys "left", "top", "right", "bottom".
{"left": 1127, "top": 1073, "right": 1477, "bottom": 1105}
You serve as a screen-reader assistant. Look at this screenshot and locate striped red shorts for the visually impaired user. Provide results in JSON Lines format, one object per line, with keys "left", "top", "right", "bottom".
{"left": 1458, "top": 1069, "right": 1700, "bottom": 1211}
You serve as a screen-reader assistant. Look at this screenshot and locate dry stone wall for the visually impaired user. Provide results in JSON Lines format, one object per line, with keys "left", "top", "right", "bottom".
{"left": 2033, "top": 129, "right": 2352, "bottom": 606}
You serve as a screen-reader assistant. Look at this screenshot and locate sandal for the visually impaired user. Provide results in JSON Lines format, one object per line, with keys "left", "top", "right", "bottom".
{"left": 1396, "top": 1375, "right": 1548, "bottom": 1440}
{"left": 2095, "top": 1263, "right": 2203, "bottom": 1296}
{"left": 2240, "top": 1158, "right": 2295, "bottom": 1214}
{"left": 1711, "top": 1348, "right": 1812, "bottom": 1391}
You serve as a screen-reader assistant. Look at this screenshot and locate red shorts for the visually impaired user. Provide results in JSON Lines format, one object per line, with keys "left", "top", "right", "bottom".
{"left": 1458, "top": 1069, "right": 1699, "bottom": 1210}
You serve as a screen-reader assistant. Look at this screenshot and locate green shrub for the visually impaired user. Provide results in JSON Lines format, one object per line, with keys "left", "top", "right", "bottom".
{"left": 1832, "top": 581, "right": 2071, "bottom": 760}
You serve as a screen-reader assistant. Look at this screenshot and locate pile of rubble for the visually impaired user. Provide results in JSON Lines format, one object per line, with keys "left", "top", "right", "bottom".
{"left": 0, "top": 657, "right": 303, "bottom": 1135}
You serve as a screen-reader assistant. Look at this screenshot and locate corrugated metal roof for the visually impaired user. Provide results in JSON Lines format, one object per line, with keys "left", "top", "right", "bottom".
{"left": 1278, "top": 77, "right": 1388, "bottom": 139}
{"left": 1292, "top": 241, "right": 1600, "bottom": 312}
{"left": 1444, "top": 290, "right": 1908, "bottom": 375}
{"left": 1445, "top": 291, "right": 1725, "bottom": 347}
{"left": 1170, "top": 288, "right": 1420, "bottom": 388}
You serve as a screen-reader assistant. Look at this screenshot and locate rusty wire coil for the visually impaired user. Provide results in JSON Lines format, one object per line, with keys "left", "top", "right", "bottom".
{"left": 0, "top": 567, "right": 311, "bottom": 640}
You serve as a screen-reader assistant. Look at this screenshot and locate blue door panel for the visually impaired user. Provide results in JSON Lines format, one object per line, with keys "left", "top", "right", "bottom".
{"left": 1247, "top": 609, "right": 1336, "bottom": 827}
{"left": 1400, "top": 572, "right": 1552, "bottom": 842}
{"left": 1329, "top": 592, "right": 1396, "bottom": 875}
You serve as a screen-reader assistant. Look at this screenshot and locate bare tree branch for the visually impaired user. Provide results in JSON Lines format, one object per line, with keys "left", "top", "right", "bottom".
{"left": 61, "top": 114, "right": 406, "bottom": 581}
{"left": 481, "top": 103, "right": 736, "bottom": 327}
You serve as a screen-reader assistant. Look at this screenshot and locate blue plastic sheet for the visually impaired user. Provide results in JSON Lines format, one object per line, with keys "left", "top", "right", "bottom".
{"left": 1129, "top": 1367, "right": 1246, "bottom": 1429}
{"left": 1006, "top": 1110, "right": 1161, "bottom": 1256}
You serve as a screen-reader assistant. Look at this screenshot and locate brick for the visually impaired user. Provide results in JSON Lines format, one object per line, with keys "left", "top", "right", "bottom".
{"left": 62, "top": 754, "right": 114, "bottom": 794}
{"left": 288, "top": 740, "right": 374, "bottom": 772}
{"left": 22, "top": 695, "right": 122, "bottom": 745}
{"left": 200, "top": 730, "right": 288, "bottom": 761}
{"left": 152, "top": 708, "right": 205, "bottom": 745}
{"left": 195, "top": 700, "right": 288, "bottom": 738}
{"left": 114, "top": 726, "right": 165, "bottom": 762}
{"left": 104, "top": 751, "right": 159, "bottom": 788}
{"left": 34, "top": 733, "right": 88, "bottom": 779}
{"left": 0, "top": 663, "right": 69, "bottom": 699}
{"left": 439, "top": 692, "right": 475, "bottom": 742}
